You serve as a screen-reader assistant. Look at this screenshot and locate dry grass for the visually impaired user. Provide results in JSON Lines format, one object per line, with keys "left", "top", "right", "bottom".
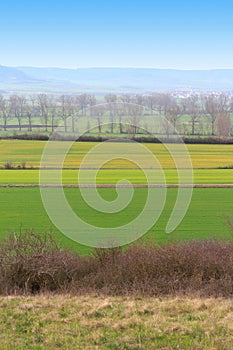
{"left": 0, "top": 295, "right": 232, "bottom": 349}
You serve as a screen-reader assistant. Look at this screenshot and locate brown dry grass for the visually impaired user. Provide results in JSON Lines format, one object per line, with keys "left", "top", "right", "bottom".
{"left": 0, "top": 295, "right": 233, "bottom": 349}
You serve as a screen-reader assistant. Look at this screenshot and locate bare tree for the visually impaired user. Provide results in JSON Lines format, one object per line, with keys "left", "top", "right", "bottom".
{"left": 59, "top": 95, "right": 70, "bottom": 132}
{"left": 0, "top": 95, "right": 10, "bottom": 131}
{"left": 216, "top": 111, "right": 231, "bottom": 138}
{"left": 24, "top": 101, "right": 33, "bottom": 132}
{"left": 94, "top": 105, "right": 105, "bottom": 133}
{"left": 204, "top": 94, "right": 229, "bottom": 136}
{"left": 120, "top": 94, "right": 132, "bottom": 117}
{"left": 105, "top": 94, "right": 117, "bottom": 133}
{"left": 186, "top": 95, "right": 200, "bottom": 135}
{"left": 77, "top": 94, "right": 90, "bottom": 116}
{"left": 167, "top": 104, "right": 181, "bottom": 134}
{"left": 37, "top": 94, "right": 50, "bottom": 132}
{"left": 9, "top": 95, "right": 26, "bottom": 131}
{"left": 156, "top": 93, "right": 173, "bottom": 118}
{"left": 47, "top": 96, "right": 60, "bottom": 132}
{"left": 127, "top": 104, "right": 143, "bottom": 136}
{"left": 89, "top": 95, "right": 97, "bottom": 117}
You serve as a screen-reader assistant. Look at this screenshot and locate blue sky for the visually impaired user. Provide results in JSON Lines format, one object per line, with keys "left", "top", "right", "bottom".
{"left": 0, "top": 0, "right": 233, "bottom": 69}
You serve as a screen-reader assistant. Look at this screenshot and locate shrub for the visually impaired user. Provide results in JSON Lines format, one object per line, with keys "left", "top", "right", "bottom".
{"left": 0, "top": 231, "right": 93, "bottom": 294}
{"left": 4, "top": 161, "right": 13, "bottom": 169}
{"left": 0, "top": 232, "right": 232, "bottom": 296}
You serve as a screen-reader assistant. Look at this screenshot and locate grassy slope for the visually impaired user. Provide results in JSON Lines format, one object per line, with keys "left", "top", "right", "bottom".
{"left": 0, "top": 295, "right": 232, "bottom": 349}
{"left": 0, "top": 187, "right": 232, "bottom": 253}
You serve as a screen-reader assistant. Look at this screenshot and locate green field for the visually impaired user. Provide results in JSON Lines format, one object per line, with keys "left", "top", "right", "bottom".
{"left": 0, "top": 168, "right": 233, "bottom": 184}
{"left": 0, "top": 140, "right": 232, "bottom": 252}
{"left": 0, "top": 187, "right": 232, "bottom": 253}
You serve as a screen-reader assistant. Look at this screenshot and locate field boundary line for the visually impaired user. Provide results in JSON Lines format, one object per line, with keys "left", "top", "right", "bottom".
{"left": 1, "top": 184, "right": 233, "bottom": 188}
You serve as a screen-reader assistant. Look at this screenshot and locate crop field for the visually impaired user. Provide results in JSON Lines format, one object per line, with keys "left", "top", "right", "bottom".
{"left": 1, "top": 168, "right": 233, "bottom": 184}
{"left": 0, "top": 187, "right": 232, "bottom": 253}
{"left": 1, "top": 140, "right": 233, "bottom": 169}
{"left": 0, "top": 140, "right": 233, "bottom": 185}
{"left": 0, "top": 140, "right": 232, "bottom": 253}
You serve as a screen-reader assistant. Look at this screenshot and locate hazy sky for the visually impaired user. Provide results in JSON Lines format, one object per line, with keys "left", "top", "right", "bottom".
{"left": 1, "top": 0, "right": 233, "bottom": 69}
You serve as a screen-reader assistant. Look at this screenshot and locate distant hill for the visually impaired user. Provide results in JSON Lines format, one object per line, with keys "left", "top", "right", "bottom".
{"left": 0, "top": 65, "right": 233, "bottom": 93}
{"left": 0, "top": 65, "right": 38, "bottom": 84}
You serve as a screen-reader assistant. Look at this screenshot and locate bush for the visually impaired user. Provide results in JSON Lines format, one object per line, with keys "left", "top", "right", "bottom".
{"left": 0, "top": 231, "right": 93, "bottom": 294}
{"left": 0, "top": 232, "right": 232, "bottom": 296}
{"left": 0, "top": 133, "right": 49, "bottom": 141}
{"left": 3, "top": 161, "right": 27, "bottom": 170}
{"left": 4, "top": 161, "right": 13, "bottom": 169}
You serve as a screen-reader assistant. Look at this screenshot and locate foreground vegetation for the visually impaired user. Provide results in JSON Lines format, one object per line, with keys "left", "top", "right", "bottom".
{"left": 0, "top": 232, "right": 232, "bottom": 297}
{"left": 0, "top": 295, "right": 232, "bottom": 349}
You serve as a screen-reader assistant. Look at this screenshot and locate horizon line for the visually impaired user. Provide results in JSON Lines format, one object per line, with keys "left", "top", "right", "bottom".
{"left": 2, "top": 65, "right": 233, "bottom": 71}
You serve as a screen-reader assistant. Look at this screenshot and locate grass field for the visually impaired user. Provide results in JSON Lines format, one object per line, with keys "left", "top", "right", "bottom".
{"left": 0, "top": 295, "right": 232, "bottom": 349}
{"left": 0, "top": 140, "right": 232, "bottom": 252}
{"left": 0, "top": 187, "right": 232, "bottom": 253}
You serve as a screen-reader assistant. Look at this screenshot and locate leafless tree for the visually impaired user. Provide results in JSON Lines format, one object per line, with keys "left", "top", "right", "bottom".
{"left": 9, "top": 95, "right": 26, "bottom": 131}
{"left": 186, "top": 95, "right": 200, "bottom": 135}
{"left": 127, "top": 104, "right": 143, "bottom": 136}
{"left": 37, "top": 94, "right": 50, "bottom": 132}
{"left": 89, "top": 95, "right": 97, "bottom": 117}
{"left": 105, "top": 94, "right": 117, "bottom": 133}
{"left": 24, "top": 102, "right": 33, "bottom": 132}
{"left": 0, "top": 95, "right": 10, "bottom": 130}
{"left": 167, "top": 104, "right": 181, "bottom": 134}
{"left": 94, "top": 104, "right": 105, "bottom": 133}
{"left": 204, "top": 94, "right": 229, "bottom": 136}
{"left": 77, "top": 94, "right": 90, "bottom": 116}
{"left": 216, "top": 111, "right": 232, "bottom": 138}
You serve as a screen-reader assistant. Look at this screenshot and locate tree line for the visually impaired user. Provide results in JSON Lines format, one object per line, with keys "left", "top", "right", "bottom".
{"left": 0, "top": 92, "right": 232, "bottom": 137}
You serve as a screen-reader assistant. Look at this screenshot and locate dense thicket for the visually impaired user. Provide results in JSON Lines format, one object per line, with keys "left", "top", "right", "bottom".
{"left": 0, "top": 231, "right": 232, "bottom": 297}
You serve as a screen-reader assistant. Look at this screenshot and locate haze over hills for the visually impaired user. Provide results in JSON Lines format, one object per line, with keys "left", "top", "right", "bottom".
{"left": 1, "top": 65, "right": 233, "bottom": 94}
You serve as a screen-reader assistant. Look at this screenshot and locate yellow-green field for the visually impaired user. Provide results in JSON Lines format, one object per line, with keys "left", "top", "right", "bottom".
{"left": 0, "top": 295, "right": 232, "bottom": 349}
{"left": 0, "top": 140, "right": 232, "bottom": 185}
{"left": 1, "top": 140, "right": 233, "bottom": 169}
{"left": 0, "top": 169, "right": 233, "bottom": 184}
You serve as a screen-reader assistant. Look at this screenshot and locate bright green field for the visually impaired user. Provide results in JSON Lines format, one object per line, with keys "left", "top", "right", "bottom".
{"left": 0, "top": 168, "right": 232, "bottom": 184}
{"left": 0, "top": 187, "right": 232, "bottom": 253}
